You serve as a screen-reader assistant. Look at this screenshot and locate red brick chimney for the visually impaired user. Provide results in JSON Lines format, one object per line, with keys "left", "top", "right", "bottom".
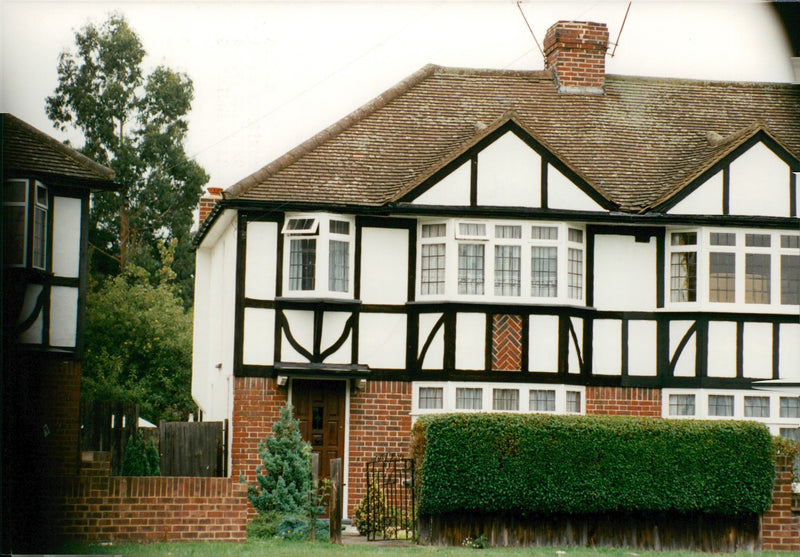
{"left": 198, "top": 187, "right": 223, "bottom": 224}
{"left": 543, "top": 21, "right": 609, "bottom": 95}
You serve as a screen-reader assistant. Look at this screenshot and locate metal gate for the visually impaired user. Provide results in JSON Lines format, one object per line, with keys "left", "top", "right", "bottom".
{"left": 365, "top": 453, "right": 416, "bottom": 541}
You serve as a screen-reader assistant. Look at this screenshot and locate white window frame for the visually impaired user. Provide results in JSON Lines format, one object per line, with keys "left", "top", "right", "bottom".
{"left": 417, "top": 218, "right": 585, "bottom": 305}
{"left": 282, "top": 213, "right": 354, "bottom": 299}
{"left": 3, "top": 179, "right": 48, "bottom": 270}
{"left": 665, "top": 227, "right": 800, "bottom": 311}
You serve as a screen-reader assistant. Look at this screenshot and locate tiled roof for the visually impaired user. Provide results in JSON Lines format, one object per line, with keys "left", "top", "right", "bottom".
{"left": 227, "top": 65, "right": 800, "bottom": 213}
{"left": 2, "top": 113, "right": 116, "bottom": 188}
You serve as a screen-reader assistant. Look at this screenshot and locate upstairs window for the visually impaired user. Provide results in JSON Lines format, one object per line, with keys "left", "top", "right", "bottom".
{"left": 3, "top": 179, "right": 48, "bottom": 270}
{"left": 282, "top": 214, "right": 353, "bottom": 297}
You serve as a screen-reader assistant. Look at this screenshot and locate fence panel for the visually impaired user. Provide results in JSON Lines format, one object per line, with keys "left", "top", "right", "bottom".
{"left": 158, "top": 420, "right": 227, "bottom": 477}
{"left": 79, "top": 400, "right": 138, "bottom": 475}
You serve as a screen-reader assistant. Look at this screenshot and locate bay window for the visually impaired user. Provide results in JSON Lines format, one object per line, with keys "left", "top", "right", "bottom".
{"left": 667, "top": 228, "right": 800, "bottom": 308}
{"left": 418, "top": 219, "right": 585, "bottom": 303}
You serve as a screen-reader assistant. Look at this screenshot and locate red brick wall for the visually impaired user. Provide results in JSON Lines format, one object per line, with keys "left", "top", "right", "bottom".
{"left": 761, "top": 454, "right": 800, "bottom": 551}
{"left": 492, "top": 315, "right": 523, "bottom": 371}
{"left": 347, "top": 380, "right": 413, "bottom": 516}
{"left": 46, "top": 360, "right": 82, "bottom": 476}
{"left": 543, "top": 21, "right": 609, "bottom": 90}
{"left": 586, "top": 386, "right": 661, "bottom": 417}
{"left": 52, "top": 453, "right": 248, "bottom": 543}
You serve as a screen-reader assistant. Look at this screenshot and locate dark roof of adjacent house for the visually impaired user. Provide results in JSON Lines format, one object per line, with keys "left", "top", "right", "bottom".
{"left": 225, "top": 64, "right": 800, "bottom": 213}
{"left": 2, "top": 113, "right": 117, "bottom": 189}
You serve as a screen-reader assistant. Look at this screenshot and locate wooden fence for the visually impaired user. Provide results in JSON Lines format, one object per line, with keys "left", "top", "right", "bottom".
{"left": 79, "top": 400, "right": 138, "bottom": 475}
{"left": 159, "top": 420, "right": 228, "bottom": 477}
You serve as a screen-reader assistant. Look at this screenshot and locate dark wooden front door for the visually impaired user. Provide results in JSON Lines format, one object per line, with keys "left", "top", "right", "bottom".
{"left": 292, "top": 380, "right": 346, "bottom": 482}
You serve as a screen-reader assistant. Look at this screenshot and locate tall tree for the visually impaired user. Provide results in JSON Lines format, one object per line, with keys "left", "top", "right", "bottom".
{"left": 46, "top": 14, "right": 207, "bottom": 301}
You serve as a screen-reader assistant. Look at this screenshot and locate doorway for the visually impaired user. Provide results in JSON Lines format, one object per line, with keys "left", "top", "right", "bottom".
{"left": 291, "top": 379, "right": 346, "bottom": 482}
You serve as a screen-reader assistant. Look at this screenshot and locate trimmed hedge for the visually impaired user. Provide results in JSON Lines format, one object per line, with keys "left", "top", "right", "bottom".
{"left": 413, "top": 413, "right": 775, "bottom": 516}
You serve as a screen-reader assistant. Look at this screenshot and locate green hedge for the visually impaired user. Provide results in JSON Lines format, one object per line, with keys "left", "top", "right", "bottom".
{"left": 414, "top": 414, "right": 775, "bottom": 516}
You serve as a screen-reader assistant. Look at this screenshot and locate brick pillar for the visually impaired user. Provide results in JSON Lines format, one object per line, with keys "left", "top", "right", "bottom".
{"left": 761, "top": 454, "right": 800, "bottom": 551}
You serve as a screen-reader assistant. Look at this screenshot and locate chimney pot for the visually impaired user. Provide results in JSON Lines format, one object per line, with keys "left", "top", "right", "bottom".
{"left": 544, "top": 20, "right": 609, "bottom": 95}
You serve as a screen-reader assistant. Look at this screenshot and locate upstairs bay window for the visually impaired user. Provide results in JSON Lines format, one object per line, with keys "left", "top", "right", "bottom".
{"left": 3, "top": 179, "right": 48, "bottom": 270}
{"left": 667, "top": 228, "right": 800, "bottom": 308}
{"left": 418, "top": 219, "right": 585, "bottom": 304}
{"left": 282, "top": 214, "right": 354, "bottom": 297}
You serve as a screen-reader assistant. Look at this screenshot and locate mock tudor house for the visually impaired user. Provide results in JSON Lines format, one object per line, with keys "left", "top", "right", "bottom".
{"left": 2, "top": 113, "right": 118, "bottom": 552}
{"left": 192, "top": 22, "right": 800, "bottom": 516}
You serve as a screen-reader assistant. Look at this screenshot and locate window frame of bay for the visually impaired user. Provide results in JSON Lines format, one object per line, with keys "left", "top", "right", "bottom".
{"left": 281, "top": 213, "right": 355, "bottom": 299}
{"left": 665, "top": 227, "right": 800, "bottom": 310}
{"left": 411, "top": 382, "right": 586, "bottom": 416}
{"left": 416, "top": 218, "right": 585, "bottom": 305}
{"left": 3, "top": 178, "right": 49, "bottom": 271}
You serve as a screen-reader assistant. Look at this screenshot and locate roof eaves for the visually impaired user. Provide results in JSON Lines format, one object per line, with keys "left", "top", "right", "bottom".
{"left": 225, "top": 63, "right": 441, "bottom": 200}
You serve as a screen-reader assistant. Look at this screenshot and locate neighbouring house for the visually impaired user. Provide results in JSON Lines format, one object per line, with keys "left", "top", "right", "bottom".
{"left": 192, "top": 21, "right": 800, "bottom": 520}
{"left": 1, "top": 113, "right": 118, "bottom": 553}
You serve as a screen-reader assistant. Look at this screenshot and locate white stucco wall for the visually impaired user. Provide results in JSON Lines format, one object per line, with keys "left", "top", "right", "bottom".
{"left": 52, "top": 195, "right": 82, "bottom": 278}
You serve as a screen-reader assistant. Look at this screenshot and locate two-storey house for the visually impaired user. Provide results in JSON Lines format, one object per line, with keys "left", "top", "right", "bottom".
{"left": 191, "top": 22, "right": 800, "bottom": 516}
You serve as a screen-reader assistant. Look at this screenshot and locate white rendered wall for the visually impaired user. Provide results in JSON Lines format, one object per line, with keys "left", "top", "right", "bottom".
{"left": 245, "top": 221, "right": 277, "bottom": 300}
{"left": 529, "top": 315, "right": 559, "bottom": 372}
{"left": 593, "top": 235, "right": 656, "bottom": 311}
{"left": 669, "top": 321, "right": 696, "bottom": 377}
{"left": 669, "top": 172, "right": 723, "bottom": 215}
{"left": 593, "top": 320, "right": 621, "bottom": 375}
{"left": 455, "top": 313, "right": 485, "bottom": 370}
{"left": 192, "top": 215, "right": 237, "bottom": 422}
{"left": 18, "top": 283, "right": 43, "bottom": 344}
{"left": 729, "top": 142, "right": 790, "bottom": 217}
{"left": 243, "top": 308, "right": 275, "bottom": 365}
{"left": 568, "top": 317, "right": 582, "bottom": 373}
{"left": 360, "top": 227, "right": 408, "bottom": 304}
{"left": 779, "top": 323, "right": 800, "bottom": 380}
{"left": 358, "top": 313, "right": 406, "bottom": 369}
{"left": 742, "top": 322, "right": 772, "bottom": 379}
{"left": 707, "top": 322, "right": 737, "bottom": 378}
{"left": 628, "top": 321, "right": 658, "bottom": 376}
{"left": 49, "top": 286, "right": 78, "bottom": 348}
{"left": 547, "top": 165, "right": 606, "bottom": 211}
{"left": 52, "top": 196, "right": 82, "bottom": 278}
{"left": 412, "top": 161, "right": 470, "bottom": 205}
{"left": 320, "top": 311, "right": 352, "bottom": 364}
{"left": 476, "top": 132, "right": 540, "bottom": 207}
{"left": 281, "top": 309, "right": 314, "bottom": 363}
{"left": 419, "top": 313, "right": 444, "bottom": 370}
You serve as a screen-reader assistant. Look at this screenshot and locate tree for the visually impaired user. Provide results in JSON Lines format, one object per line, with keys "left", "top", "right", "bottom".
{"left": 248, "top": 404, "right": 314, "bottom": 516}
{"left": 46, "top": 13, "right": 208, "bottom": 302}
{"left": 82, "top": 242, "right": 195, "bottom": 422}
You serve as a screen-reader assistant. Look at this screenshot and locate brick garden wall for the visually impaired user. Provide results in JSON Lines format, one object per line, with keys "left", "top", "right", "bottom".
{"left": 761, "top": 454, "right": 800, "bottom": 551}
{"left": 53, "top": 452, "right": 248, "bottom": 543}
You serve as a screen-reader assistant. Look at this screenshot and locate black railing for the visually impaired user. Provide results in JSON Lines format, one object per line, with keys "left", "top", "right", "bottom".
{"left": 365, "top": 454, "right": 416, "bottom": 541}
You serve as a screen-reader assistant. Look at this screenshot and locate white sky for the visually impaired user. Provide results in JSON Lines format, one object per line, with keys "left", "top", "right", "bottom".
{"left": 1, "top": 1, "right": 794, "bottom": 190}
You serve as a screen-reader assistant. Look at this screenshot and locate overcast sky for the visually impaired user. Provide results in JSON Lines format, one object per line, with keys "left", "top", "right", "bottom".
{"left": 1, "top": 1, "right": 794, "bottom": 191}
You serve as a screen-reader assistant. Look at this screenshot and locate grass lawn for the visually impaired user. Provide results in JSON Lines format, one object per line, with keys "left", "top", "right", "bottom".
{"left": 61, "top": 539, "right": 798, "bottom": 557}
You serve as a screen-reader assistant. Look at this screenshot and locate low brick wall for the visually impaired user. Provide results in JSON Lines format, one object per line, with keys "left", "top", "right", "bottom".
{"left": 53, "top": 452, "right": 248, "bottom": 544}
{"left": 761, "top": 454, "right": 800, "bottom": 551}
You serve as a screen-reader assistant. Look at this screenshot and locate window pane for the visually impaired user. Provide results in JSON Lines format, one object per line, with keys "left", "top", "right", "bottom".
{"left": 780, "top": 235, "right": 800, "bottom": 249}
{"left": 32, "top": 206, "right": 47, "bottom": 269}
{"left": 529, "top": 390, "right": 555, "bottom": 412}
{"left": 494, "top": 245, "right": 520, "bottom": 296}
{"left": 745, "top": 234, "right": 770, "bottom": 247}
{"left": 671, "top": 232, "right": 697, "bottom": 246}
{"left": 710, "top": 232, "right": 736, "bottom": 246}
{"left": 289, "top": 238, "right": 316, "bottom": 290}
{"left": 35, "top": 183, "right": 48, "bottom": 208}
{"left": 780, "top": 427, "right": 800, "bottom": 442}
{"left": 419, "top": 387, "right": 443, "bottom": 409}
{"left": 669, "top": 394, "right": 695, "bottom": 416}
{"left": 568, "top": 248, "right": 583, "bottom": 299}
{"left": 4, "top": 180, "right": 27, "bottom": 202}
{"left": 781, "top": 255, "right": 800, "bottom": 305}
{"left": 421, "top": 223, "right": 445, "bottom": 238}
{"left": 495, "top": 225, "right": 521, "bottom": 239}
{"left": 458, "top": 223, "right": 486, "bottom": 238}
{"left": 458, "top": 243, "right": 484, "bottom": 295}
{"left": 745, "top": 253, "right": 770, "bottom": 304}
{"left": 708, "top": 395, "right": 734, "bottom": 417}
{"left": 421, "top": 243, "right": 446, "bottom": 295}
{"left": 531, "top": 246, "right": 558, "bottom": 297}
{"left": 329, "top": 220, "right": 350, "bottom": 235}
{"left": 456, "top": 388, "right": 482, "bottom": 410}
{"left": 780, "top": 397, "right": 800, "bottom": 418}
{"left": 285, "top": 218, "right": 318, "bottom": 233}
{"left": 493, "top": 389, "right": 519, "bottom": 411}
{"left": 566, "top": 391, "right": 581, "bottom": 413}
{"left": 328, "top": 240, "right": 349, "bottom": 292}
{"left": 3, "top": 205, "right": 26, "bottom": 265}
{"left": 531, "top": 226, "right": 558, "bottom": 240}
{"left": 709, "top": 252, "right": 735, "bottom": 303}
{"left": 568, "top": 228, "right": 583, "bottom": 243}
{"left": 670, "top": 252, "right": 697, "bottom": 302}
{"left": 744, "top": 396, "right": 770, "bottom": 418}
